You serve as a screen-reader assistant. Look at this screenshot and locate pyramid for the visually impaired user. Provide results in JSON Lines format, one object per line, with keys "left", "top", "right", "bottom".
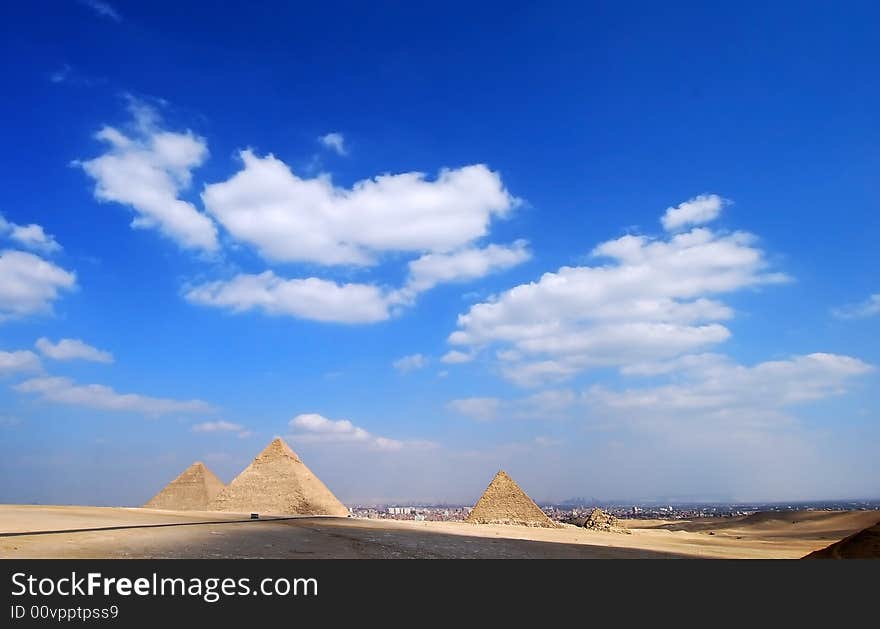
{"left": 144, "top": 461, "right": 226, "bottom": 510}
{"left": 466, "top": 470, "right": 558, "bottom": 528}
{"left": 207, "top": 437, "right": 348, "bottom": 516}
{"left": 804, "top": 521, "right": 880, "bottom": 559}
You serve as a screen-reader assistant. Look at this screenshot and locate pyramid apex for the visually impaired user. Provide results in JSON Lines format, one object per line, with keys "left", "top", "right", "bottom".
{"left": 467, "top": 469, "right": 556, "bottom": 528}
{"left": 257, "top": 436, "right": 300, "bottom": 461}
{"left": 207, "top": 435, "right": 347, "bottom": 516}
{"left": 144, "top": 461, "right": 225, "bottom": 510}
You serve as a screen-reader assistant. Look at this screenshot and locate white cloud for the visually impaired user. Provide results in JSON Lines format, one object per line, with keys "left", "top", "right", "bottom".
{"left": 318, "top": 132, "right": 347, "bottom": 156}
{"left": 449, "top": 197, "right": 789, "bottom": 385}
{"left": 289, "top": 413, "right": 427, "bottom": 451}
{"left": 184, "top": 272, "right": 390, "bottom": 324}
{"left": 0, "top": 250, "right": 76, "bottom": 321}
{"left": 586, "top": 353, "right": 874, "bottom": 434}
{"left": 15, "top": 376, "right": 212, "bottom": 416}
{"left": 447, "top": 397, "right": 501, "bottom": 421}
{"left": 79, "top": 0, "right": 121, "bottom": 21}
{"left": 201, "top": 150, "right": 517, "bottom": 265}
{"left": 832, "top": 293, "right": 880, "bottom": 320}
{"left": 0, "top": 350, "right": 42, "bottom": 376}
{"left": 619, "top": 352, "right": 727, "bottom": 376}
{"left": 1, "top": 214, "right": 62, "bottom": 254}
{"left": 184, "top": 241, "right": 528, "bottom": 325}
{"left": 393, "top": 353, "right": 427, "bottom": 373}
{"left": 661, "top": 194, "right": 726, "bottom": 231}
{"left": 192, "top": 420, "right": 243, "bottom": 433}
{"left": 10, "top": 224, "right": 62, "bottom": 254}
{"left": 76, "top": 99, "right": 218, "bottom": 252}
{"left": 441, "top": 350, "right": 474, "bottom": 364}
{"left": 35, "top": 338, "right": 113, "bottom": 363}
{"left": 191, "top": 420, "right": 251, "bottom": 438}
{"left": 393, "top": 240, "right": 530, "bottom": 304}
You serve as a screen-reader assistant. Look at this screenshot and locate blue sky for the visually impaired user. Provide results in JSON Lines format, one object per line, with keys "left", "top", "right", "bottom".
{"left": 0, "top": 1, "right": 877, "bottom": 506}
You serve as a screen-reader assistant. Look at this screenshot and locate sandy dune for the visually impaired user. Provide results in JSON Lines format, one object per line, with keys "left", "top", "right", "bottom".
{"left": 1, "top": 505, "right": 877, "bottom": 559}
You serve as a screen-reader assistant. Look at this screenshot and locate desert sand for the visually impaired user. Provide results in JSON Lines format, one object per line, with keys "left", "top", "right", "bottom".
{"left": 2, "top": 505, "right": 878, "bottom": 559}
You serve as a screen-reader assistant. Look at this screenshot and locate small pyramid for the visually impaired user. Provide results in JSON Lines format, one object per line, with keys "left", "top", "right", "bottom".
{"left": 144, "top": 462, "right": 225, "bottom": 510}
{"left": 207, "top": 437, "right": 348, "bottom": 516}
{"left": 466, "top": 470, "right": 557, "bottom": 528}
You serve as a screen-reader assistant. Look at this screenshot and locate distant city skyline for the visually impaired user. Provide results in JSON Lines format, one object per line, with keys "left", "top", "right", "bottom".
{"left": 0, "top": 1, "right": 877, "bottom": 506}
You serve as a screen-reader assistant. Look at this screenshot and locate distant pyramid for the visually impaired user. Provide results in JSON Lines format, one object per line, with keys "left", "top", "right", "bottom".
{"left": 466, "top": 470, "right": 557, "bottom": 528}
{"left": 207, "top": 437, "right": 348, "bottom": 516}
{"left": 144, "top": 461, "right": 225, "bottom": 510}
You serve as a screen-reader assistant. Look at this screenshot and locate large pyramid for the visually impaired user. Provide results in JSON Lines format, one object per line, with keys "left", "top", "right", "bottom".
{"left": 466, "top": 470, "right": 557, "bottom": 528}
{"left": 144, "top": 461, "right": 226, "bottom": 510}
{"left": 804, "top": 521, "right": 880, "bottom": 559}
{"left": 207, "top": 437, "right": 349, "bottom": 516}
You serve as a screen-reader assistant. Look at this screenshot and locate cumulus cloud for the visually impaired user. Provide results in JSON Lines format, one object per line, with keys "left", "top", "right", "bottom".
{"left": 448, "top": 197, "right": 789, "bottom": 385}
{"left": 0, "top": 350, "right": 42, "bottom": 376}
{"left": 185, "top": 241, "right": 529, "bottom": 325}
{"left": 586, "top": 353, "right": 873, "bottom": 434}
{"left": 0, "top": 214, "right": 62, "bottom": 254}
{"left": 9, "top": 224, "right": 62, "bottom": 253}
{"left": 15, "top": 376, "right": 212, "bottom": 416}
{"left": 393, "top": 241, "right": 530, "bottom": 304}
{"left": 661, "top": 194, "right": 726, "bottom": 231}
{"left": 441, "top": 350, "right": 474, "bottom": 364}
{"left": 184, "top": 272, "right": 390, "bottom": 324}
{"left": 76, "top": 99, "right": 218, "bottom": 252}
{"left": 832, "top": 293, "right": 880, "bottom": 320}
{"left": 201, "top": 150, "right": 516, "bottom": 265}
{"left": 318, "top": 132, "right": 347, "bottom": 156}
{"left": 0, "top": 250, "right": 76, "bottom": 321}
{"left": 35, "top": 338, "right": 113, "bottom": 363}
{"left": 288, "top": 413, "right": 430, "bottom": 451}
{"left": 393, "top": 353, "right": 427, "bottom": 373}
